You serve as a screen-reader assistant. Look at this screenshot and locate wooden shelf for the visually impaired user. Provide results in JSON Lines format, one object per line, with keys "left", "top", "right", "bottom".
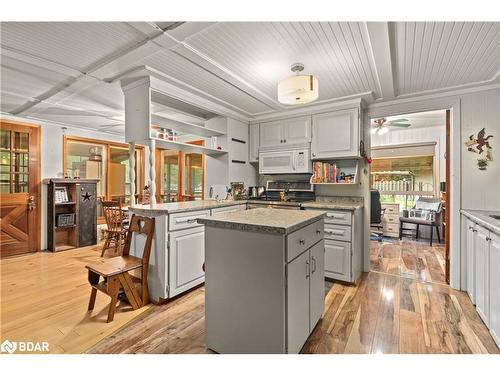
{"left": 310, "top": 159, "right": 360, "bottom": 185}
{"left": 151, "top": 115, "right": 225, "bottom": 138}
{"left": 55, "top": 202, "right": 76, "bottom": 206}
{"left": 153, "top": 137, "right": 227, "bottom": 156}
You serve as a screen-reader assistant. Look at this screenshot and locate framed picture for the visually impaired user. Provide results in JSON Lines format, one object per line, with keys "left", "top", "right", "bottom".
{"left": 54, "top": 186, "right": 69, "bottom": 203}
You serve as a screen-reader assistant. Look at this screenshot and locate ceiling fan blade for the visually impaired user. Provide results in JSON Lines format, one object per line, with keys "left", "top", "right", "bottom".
{"left": 388, "top": 118, "right": 410, "bottom": 123}
{"left": 387, "top": 123, "right": 411, "bottom": 127}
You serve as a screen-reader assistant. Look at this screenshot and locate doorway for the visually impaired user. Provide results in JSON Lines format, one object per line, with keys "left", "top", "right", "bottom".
{"left": 0, "top": 120, "right": 41, "bottom": 257}
{"left": 369, "top": 109, "right": 450, "bottom": 284}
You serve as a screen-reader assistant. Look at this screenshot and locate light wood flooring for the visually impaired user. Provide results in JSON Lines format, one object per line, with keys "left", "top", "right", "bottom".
{"left": 2, "top": 245, "right": 497, "bottom": 354}
{"left": 370, "top": 237, "right": 446, "bottom": 284}
{"left": 0, "top": 245, "right": 150, "bottom": 353}
{"left": 90, "top": 272, "right": 498, "bottom": 354}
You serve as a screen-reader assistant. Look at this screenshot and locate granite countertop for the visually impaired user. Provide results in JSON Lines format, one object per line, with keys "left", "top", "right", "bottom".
{"left": 461, "top": 209, "right": 500, "bottom": 236}
{"left": 301, "top": 196, "right": 363, "bottom": 211}
{"left": 128, "top": 200, "right": 247, "bottom": 214}
{"left": 197, "top": 207, "right": 326, "bottom": 235}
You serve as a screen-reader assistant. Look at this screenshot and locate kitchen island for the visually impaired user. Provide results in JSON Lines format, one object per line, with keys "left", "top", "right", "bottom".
{"left": 128, "top": 200, "right": 247, "bottom": 302}
{"left": 198, "top": 208, "right": 326, "bottom": 354}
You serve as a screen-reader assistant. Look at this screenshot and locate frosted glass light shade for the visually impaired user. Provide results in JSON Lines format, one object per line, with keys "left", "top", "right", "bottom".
{"left": 277, "top": 74, "right": 319, "bottom": 105}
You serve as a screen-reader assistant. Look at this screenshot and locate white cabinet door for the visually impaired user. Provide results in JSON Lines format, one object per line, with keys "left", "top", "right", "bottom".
{"left": 287, "top": 249, "right": 310, "bottom": 354}
{"left": 324, "top": 239, "right": 351, "bottom": 282}
{"left": 466, "top": 219, "right": 476, "bottom": 304}
{"left": 260, "top": 120, "right": 284, "bottom": 147}
{"left": 309, "top": 240, "right": 325, "bottom": 332}
{"left": 249, "top": 123, "right": 259, "bottom": 162}
{"left": 475, "top": 225, "right": 490, "bottom": 325}
{"left": 311, "top": 108, "right": 359, "bottom": 159}
{"left": 489, "top": 232, "right": 500, "bottom": 347}
{"left": 283, "top": 116, "right": 311, "bottom": 145}
{"left": 169, "top": 226, "right": 205, "bottom": 297}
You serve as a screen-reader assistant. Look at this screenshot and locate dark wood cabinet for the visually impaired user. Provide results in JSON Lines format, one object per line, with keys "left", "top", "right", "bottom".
{"left": 45, "top": 179, "right": 99, "bottom": 252}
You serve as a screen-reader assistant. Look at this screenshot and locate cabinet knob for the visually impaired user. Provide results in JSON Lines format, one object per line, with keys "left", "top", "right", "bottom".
{"left": 312, "top": 153, "right": 316, "bottom": 157}
{"left": 316, "top": 229, "right": 321, "bottom": 235}
{"left": 486, "top": 237, "right": 492, "bottom": 242}
{"left": 299, "top": 239, "right": 306, "bottom": 245}
{"left": 283, "top": 139, "right": 286, "bottom": 143}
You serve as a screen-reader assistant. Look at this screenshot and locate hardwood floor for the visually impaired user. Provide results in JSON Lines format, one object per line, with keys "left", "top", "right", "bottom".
{"left": 370, "top": 238, "right": 446, "bottom": 284}
{"left": 0, "top": 245, "right": 150, "bottom": 353}
{"left": 2, "top": 245, "right": 497, "bottom": 354}
{"left": 90, "top": 273, "right": 498, "bottom": 354}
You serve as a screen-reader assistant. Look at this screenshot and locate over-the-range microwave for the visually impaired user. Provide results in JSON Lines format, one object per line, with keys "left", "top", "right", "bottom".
{"left": 259, "top": 147, "right": 312, "bottom": 174}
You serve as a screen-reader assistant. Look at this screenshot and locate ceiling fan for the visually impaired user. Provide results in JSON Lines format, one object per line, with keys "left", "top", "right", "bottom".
{"left": 371, "top": 118, "right": 411, "bottom": 135}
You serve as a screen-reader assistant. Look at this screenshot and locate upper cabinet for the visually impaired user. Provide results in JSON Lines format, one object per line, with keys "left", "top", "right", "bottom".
{"left": 249, "top": 123, "right": 259, "bottom": 163}
{"left": 259, "top": 116, "right": 311, "bottom": 148}
{"left": 311, "top": 108, "right": 359, "bottom": 159}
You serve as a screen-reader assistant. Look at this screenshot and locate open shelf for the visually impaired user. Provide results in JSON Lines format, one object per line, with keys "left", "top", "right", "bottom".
{"left": 55, "top": 201, "right": 76, "bottom": 206}
{"left": 55, "top": 225, "right": 77, "bottom": 230}
{"left": 154, "top": 137, "right": 227, "bottom": 156}
{"left": 151, "top": 114, "right": 225, "bottom": 138}
{"left": 310, "top": 159, "right": 360, "bottom": 185}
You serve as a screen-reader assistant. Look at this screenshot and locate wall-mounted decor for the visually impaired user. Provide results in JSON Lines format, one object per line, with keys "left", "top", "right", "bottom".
{"left": 464, "top": 128, "right": 493, "bottom": 170}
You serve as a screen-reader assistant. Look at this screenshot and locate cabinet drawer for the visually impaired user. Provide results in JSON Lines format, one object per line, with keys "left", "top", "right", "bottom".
{"left": 382, "top": 204, "right": 399, "bottom": 215}
{"left": 383, "top": 215, "right": 400, "bottom": 225}
{"left": 211, "top": 204, "right": 246, "bottom": 215}
{"left": 324, "top": 223, "right": 351, "bottom": 242}
{"left": 287, "top": 219, "right": 324, "bottom": 262}
{"left": 324, "top": 210, "right": 352, "bottom": 225}
{"left": 383, "top": 223, "right": 399, "bottom": 233}
{"left": 169, "top": 210, "right": 210, "bottom": 231}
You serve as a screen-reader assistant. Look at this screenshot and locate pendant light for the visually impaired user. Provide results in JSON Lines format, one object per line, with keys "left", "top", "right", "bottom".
{"left": 277, "top": 63, "right": 319, "bottom": 105}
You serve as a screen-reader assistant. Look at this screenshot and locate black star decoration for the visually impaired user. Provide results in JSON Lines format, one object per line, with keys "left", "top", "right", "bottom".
{"left": 82, "top": 192, "right": 92, "bottom": 201}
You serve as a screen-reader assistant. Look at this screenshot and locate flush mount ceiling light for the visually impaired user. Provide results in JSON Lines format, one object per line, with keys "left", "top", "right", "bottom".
{"left": 277, "top": 63, "right": 319, "bottom": 105}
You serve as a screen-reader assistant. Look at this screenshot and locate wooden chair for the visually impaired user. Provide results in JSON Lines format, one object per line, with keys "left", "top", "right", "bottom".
{"left": 86, "top": 215, "right": 155, "bottom": 322}
{"left": 101, "top": 200, "right": 128, "bottom": 257}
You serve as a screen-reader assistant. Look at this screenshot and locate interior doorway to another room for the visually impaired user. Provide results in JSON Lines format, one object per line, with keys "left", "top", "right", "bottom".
{"left": 369, "top": 109, "right": 450, "bottom": 284}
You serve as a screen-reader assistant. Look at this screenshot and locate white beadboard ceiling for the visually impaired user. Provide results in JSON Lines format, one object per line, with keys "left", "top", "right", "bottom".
{"left": 0, "top": 21, "right": 499, "bottom": 132}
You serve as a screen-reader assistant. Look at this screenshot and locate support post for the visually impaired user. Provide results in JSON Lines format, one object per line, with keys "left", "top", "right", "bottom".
{"left": 149, "top": 139, "right": 156, "bottom": 208}
{"left": 129, "top": 141, "right": 136, "bottom": 206}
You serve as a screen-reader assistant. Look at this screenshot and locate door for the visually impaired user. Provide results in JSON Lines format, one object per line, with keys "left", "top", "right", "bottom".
{"left": 0, "top": 121, "right": 40, "bottom": 257}
{"left": 259, "top": 120, "right": 284, "bottom": 147}
{"left": 466, "top": 219, "right": 476, "bottom": 303}
{"left": 490, "top": 232, "right": 500, "bottom": 347}
{"left": 169, "top": 226, "right": 205, "bottom": 297}
{"left": 309, "top": 240, "right": 325, "bottom": 331}
{"left": 287, "top": 249, "right": 310, "bottom": 354}
{"left": 324, "top": 239, "right": 351, "bottom": 282}
{"left": 474, "top": 225, "right": 490, "bottom": 325}
{"left": 283, "top": 116, "right": 311, "bottom": 145}
{"left": 78, "top": 182, "right": 97, "bottom": 247}
{"left": 311, "top": 108, "right": 359, "bottom": 159}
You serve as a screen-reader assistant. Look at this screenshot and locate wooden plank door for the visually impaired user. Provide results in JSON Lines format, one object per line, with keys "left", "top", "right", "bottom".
{"left": 0, "top": 121, "right": 40, "bottom": 257}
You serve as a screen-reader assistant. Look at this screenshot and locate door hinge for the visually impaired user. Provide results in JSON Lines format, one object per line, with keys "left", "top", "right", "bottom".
{"left": 166, "top": 241, "right": 170, "bottom": 249}
{"left": 166, "top": 285, "right": 170, "bottom": 294}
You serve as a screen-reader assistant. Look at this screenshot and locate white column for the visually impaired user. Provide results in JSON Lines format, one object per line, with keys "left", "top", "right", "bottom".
{"left": 128, "top": 141, "right": 136, "bottom": 206}
{"left": 149, "top": 139, "right": 156, "bottom": 208}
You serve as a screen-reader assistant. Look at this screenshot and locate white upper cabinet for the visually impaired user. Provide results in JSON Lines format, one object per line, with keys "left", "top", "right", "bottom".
{"left": 259, "top": 116, "right": 311, "bottom": 148}
{"left": 311, "top": 108, "right": 359, "bottom": 159}
{"left": 249, "top": 123, "right": 259, "bottom": 162}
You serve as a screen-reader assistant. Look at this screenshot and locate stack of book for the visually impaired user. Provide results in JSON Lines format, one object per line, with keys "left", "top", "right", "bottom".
{"left": 312, "top": 161, "right": 337, "bottom": 183}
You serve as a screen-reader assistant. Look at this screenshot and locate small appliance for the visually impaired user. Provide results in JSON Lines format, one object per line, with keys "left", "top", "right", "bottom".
{"left": 248, "top": 186, "right": 266, "bottom": 199}
{"left": 209, "top": 184, "right": 228, "bottom": 200}
{"left": 259, "top": 146, "right": 312, "bottom": 174}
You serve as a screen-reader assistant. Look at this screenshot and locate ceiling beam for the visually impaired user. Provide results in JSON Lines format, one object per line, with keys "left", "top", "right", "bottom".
{"left": 366, "top": 22, "right": 398, "bottom": 99}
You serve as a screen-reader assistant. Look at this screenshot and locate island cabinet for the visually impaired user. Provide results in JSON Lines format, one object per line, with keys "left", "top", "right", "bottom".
{"left": 311, "top": 108, "right": 359, "bottom": 159}
{"left": 200, "top": 208, "right": 325, "bottom": 354}
{"left": 128, "top": 202, "right": 247, "bottom": 302}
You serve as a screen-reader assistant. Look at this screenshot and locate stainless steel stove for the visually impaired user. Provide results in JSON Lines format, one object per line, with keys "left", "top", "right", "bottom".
{"left": 247, "top": 180, "right": 315, "bottom": 209}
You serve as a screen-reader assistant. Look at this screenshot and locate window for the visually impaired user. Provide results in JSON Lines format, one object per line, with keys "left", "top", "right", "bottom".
{"left": 1, "top": 129, "right": 29, "bottom": 193}
{"left": 64, "top": 137, "right": 143, "bottom": 218}
{"left": 158, "top": 141, "right": 205, "bottom": 202}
